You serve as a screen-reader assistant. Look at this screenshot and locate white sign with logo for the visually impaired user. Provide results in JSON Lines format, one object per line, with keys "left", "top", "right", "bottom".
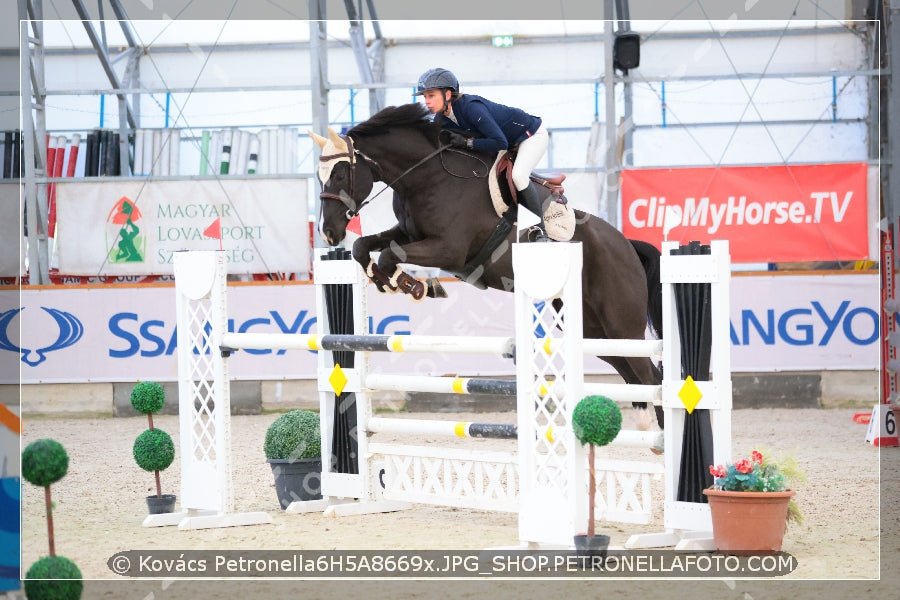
{"left": 54, "top": 178, "right": 310, "bottom": 276}
{"left": 6, "top": 272, "right": 879, "bottom": 385}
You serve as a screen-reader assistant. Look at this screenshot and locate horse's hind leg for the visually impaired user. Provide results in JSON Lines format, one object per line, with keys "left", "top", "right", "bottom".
{"left": 602, "top": 355, "right": 664, "bottom": 431}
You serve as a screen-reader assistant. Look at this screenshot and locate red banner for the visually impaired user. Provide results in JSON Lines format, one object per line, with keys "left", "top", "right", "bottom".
{"left": 621, "top": 163, "right": 869, "bottom": 263}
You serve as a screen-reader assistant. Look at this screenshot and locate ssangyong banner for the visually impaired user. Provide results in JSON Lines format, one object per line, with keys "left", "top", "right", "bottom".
{"left": 4, "top": 273, "right": 878, "bottom": 385}
{"left": 54, "top": 178, "right": 310, "bottom": 275}
{"left": 621, "top": 163, "right": 869, "bottom": 263}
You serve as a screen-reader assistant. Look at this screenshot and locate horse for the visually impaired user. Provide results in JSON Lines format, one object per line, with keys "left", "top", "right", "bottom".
{"left": 309, "top": 103, "right": 665, "bottom": 432}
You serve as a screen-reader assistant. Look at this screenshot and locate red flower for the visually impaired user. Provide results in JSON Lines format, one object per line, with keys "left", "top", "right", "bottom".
{"left": 751, "top": 450, "right": 763, "bottom": 464}
{"left": 734, "top": 458, "right": 753, "bottom": 474}
{"left": 709, "top": 464, "right": 726, "bottom": 478}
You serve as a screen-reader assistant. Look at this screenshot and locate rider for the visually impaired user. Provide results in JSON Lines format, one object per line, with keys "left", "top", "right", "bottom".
{"left": 414, "top": 67, "right": 555, "bottom": 242}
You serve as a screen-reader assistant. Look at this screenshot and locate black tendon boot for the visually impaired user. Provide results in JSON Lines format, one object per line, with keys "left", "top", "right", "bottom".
{"left": 517, "top": 182, "right": 550, "bottom": 242}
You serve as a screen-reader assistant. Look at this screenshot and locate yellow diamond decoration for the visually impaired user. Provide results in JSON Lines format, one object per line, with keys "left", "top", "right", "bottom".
{"left": 678, "top": 375, "right": 703, "bottom": 414}
{"left": 328, "top": 363, "right": 348, "bottom": 396}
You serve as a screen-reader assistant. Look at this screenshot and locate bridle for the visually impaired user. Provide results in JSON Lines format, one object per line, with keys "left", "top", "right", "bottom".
{"left": 318, "top": 133, "right": 460, "bottom": 220}
{"left": 317, "top": 134, "right": 383, "bottom": 219}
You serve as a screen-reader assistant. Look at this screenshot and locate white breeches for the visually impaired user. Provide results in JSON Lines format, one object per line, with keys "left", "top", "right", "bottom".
{"left": 511, "top": 123, "right": 548, "bottom": 191}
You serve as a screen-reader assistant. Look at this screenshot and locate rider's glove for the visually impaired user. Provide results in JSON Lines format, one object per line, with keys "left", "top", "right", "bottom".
{"left": 447, "top": 132, "right": 471, "bottom": 149}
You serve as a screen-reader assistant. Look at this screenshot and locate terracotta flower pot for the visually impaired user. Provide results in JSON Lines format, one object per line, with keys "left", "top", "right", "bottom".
{"left": 703, "top": 488, "right": 795, "bottom": 552}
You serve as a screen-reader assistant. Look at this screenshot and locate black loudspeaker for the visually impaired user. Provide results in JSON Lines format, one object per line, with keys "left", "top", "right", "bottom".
{"left": 613, "top": 32, "right": 640, "bottom": 72}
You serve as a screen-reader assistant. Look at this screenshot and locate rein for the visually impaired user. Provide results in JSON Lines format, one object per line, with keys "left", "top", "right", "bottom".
{"left": 345, "top": 143, "right": 449, "bottom": 218}
{"left": 322, "top": 134, "right": 490, "bottom": 219}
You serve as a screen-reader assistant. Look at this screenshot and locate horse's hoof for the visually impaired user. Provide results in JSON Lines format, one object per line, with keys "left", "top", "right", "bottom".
{"left": 649, "top": 432, "right": 664, "bottom": 455}
{"left": 526, "top": 225, "right": 550, "bottom": 243}
{"left": 425, "top": 277, "right": 448, "bottom": 299}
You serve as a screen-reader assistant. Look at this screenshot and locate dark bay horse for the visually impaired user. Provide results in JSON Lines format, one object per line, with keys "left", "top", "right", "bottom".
{"left": 310, "top": 103, "right": 664, "bottom": 430}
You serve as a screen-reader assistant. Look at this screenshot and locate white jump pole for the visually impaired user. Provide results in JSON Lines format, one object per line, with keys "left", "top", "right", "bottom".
{"left": 221, "top": 332, "right": 515, "bottom": 356}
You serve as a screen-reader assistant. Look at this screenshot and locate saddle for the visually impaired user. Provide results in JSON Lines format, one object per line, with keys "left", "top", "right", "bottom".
{"left": 493, "top": 151, "right": 567, "bottom": 213}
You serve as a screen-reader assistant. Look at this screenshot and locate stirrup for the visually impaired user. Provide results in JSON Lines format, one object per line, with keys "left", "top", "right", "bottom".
{"left": 527, "top": 225, "right": 550, "bottom": 243}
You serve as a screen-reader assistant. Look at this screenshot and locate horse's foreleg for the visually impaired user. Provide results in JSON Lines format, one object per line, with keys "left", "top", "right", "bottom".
{"left": 352, "top": 228, "right": 409, "bottom": 293}
{"left": 375, "top": 237, "right": 465, "bottom": 302}
{"left": 386, "top": 267, "right": 426, "bottom": 300}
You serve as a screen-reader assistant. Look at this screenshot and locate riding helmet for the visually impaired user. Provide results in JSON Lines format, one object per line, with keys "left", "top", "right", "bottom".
{"left": 414, "top": 68, "right": 460, "bottom": 95}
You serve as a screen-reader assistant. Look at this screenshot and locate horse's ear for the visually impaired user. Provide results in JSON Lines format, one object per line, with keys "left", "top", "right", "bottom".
{"left": 308, "top": 129, "right": 328, "bottom": 149}
{"left": 327, "top": 127, "right": 348, "bottom": 151}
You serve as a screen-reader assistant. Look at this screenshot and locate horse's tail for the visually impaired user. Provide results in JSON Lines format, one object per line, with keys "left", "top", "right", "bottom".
{"left": 629, "top": 239, "right": 663, "bottom": 339}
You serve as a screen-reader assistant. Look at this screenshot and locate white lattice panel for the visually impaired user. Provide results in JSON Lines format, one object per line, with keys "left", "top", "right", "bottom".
{"left": 369, "top": 443, "right": 519, "bottom": 512}
{"left": 185, "top": 299, "right": 218, "bottom": 466}
{"left": 370, "top": 442, "right": 658, "bottom": 523}
{"left": 594, "top": 459, "right": 664, "bottom": 525}
{"left": 525, "top": 299, "right": 573, "bottom": 498}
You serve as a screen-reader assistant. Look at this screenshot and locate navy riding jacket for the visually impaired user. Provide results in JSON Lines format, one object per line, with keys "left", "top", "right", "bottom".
{"left": 434, "top": 94, "right": 542, "bottom": 153}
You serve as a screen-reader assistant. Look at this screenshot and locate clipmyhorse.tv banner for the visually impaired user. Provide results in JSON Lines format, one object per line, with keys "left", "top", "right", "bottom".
{"left": 55, "top": 178, "right": 310, "bottom": 275}
{"left": 621, "top": 162, "right": 868, "bottom": 263}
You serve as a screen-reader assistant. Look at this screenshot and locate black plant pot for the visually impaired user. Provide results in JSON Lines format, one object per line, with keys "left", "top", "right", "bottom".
{"left": 146, "top": 494, "right": 176, "bottom": 514}
{"left": 574, "top": 534, "right": 610, "bottom": 560}
{"left": 268, "top": 458, "right": 323, "bottom": 509}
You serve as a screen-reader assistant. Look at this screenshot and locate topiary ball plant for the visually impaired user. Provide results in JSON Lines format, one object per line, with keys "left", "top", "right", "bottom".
{"left": 24, "top": 555, "right": 83, "bottom": 600}
{"left": 130, "top": 381, "right": 165, "bottom": 419}
{"left": 22, "top": 439, "right": 68, "bottom": 489}
{"left": 22, "top": 439, "right": 69, "bottom": 558}
{"left": 129, "top": 381, "right": 174, "bottom": 503}
{"left": 572, "top": 395, "right": 622, "bottom": 448}
{"left": 571, "top": 395, "right": 622, "bottom": 539}
{"left": 264, "top": 410, "right": 321, "bottom": 461}
{"left": 133, "top": 429, "right": 175, "bottom": 473}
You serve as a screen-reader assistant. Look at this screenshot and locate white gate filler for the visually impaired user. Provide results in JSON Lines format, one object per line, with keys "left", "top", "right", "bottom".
{"left": 163, "top": 240, "right": 732, "bottom": 550}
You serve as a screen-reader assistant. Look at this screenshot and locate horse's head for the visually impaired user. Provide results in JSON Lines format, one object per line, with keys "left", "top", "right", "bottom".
{"left": 309, "top": 128, "right": 378, "bottom": 246}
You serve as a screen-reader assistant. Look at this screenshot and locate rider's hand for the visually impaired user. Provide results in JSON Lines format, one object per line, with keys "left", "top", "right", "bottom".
{"left": 447, "top": 132, "right": 470, "bottom": 148}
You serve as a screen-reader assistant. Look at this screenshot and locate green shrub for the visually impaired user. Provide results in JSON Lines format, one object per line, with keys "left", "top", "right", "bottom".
{"left": 264, "top": 410, "right": 321, "bottom": 460}
{"left": 572, "top": 395, "right": 622, "bottom": 447}
{"left": 130, "top": 381, "right": 165, "bottom": 414}
{"left": 22, "top": 439, "right": 69, "bottom": 488}
{"left": 133, "top": 428, "right": 175, "bottom": 472}
{"left": 24, "top": 555, "right": 83, "bottom": 600}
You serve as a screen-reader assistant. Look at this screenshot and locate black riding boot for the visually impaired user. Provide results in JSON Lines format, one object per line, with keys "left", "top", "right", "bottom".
{"left": 517, "top": 182, "right": 550, "bottom": 242}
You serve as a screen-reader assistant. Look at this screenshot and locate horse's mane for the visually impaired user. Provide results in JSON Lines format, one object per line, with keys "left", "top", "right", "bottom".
{"left": 348, "top": 103, "right": 440, "bottom": 145}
